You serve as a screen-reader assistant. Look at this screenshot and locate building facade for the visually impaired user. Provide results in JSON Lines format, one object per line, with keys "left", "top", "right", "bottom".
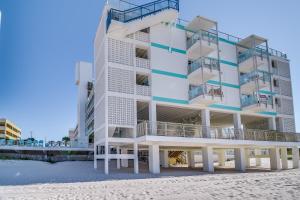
{"left": 0, "top": 118, "right": 21, "bottom": 140}
{"left": 93, "top": 0, "right": 299, "bottom": 174}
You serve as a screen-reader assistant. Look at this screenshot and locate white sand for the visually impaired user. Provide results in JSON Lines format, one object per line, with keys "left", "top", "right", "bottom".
{"left": 0, "top": 159, "right": 300, "bottom": 200}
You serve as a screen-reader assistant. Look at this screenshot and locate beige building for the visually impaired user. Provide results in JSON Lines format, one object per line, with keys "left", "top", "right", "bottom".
{"left": 0, "top": 118, "right": 21, "bottom": 140}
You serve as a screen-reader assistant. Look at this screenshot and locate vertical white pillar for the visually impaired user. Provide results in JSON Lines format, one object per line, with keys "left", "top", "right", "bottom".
{"left": 233, "top": 113, "right": 242, "bottom": 139}
{"left": 234, "top": 147, "right": 246, "bottom": 172}
{"left": 188, "top": 151, "right": 196, "bottom": 168}
{"left": 162, "top": 150, "right": 169, "bottom": 168}
{"left": 281, "top": 147, "right": 288, "bottom": 170}
{"left": 268, "top": 117, "right": 276, "bottom": 131}
{"left": 121, "top": 148, "right": 128, "bottom": 168}
{"left": 217, "top": 150, "right": 226, "bottom": 167}
{"left": 94, "top": 145, "right": 97, "bottom": 169}
{"left": 104, "top": 141, "right": 109, "bottom": 174}
{"left": 202, "top": 147, "right": 214, "bottom": 172}
{"left": 134, "top": 143, "right": 139, "bottom": 174}
{"left": 292, "top": 147, "right": 299, "bottom": 169}
{"left": 245, "top": 149, "right": 251, "bottom": 168}
{"left": 149, "top": 144, "right": 160, "bottom": 174}
{"left": 255, "top": 149, "right": 261, "bottom": 166}
{"left": 116, "top": 146, "right": 120, "bottom": 169}
{"left": 269, "top": 147, "right": 281, "bottom": 170}
{"left": 149, "top": 102, "right": 157, "bottom": 135}
{"left": 201, "top": 109, "right": 211, "bottom": 138}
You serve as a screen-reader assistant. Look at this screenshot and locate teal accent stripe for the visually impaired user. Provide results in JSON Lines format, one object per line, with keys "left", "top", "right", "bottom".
{"left": 259, "top": 90, "right": 276, "bottom": 95}
{"left": 207, "top": 80, "right": 240, "bottom": 89}
{"left": 258, "top": 111, "right": 277, "bottom": 116}
{"left": 152, "top": 69, "right": 187, "bottom": 79}
{"left": 151, "top": 42, "right": 186, "bottom": 55}
{"left": 153, "top": 96, "right": 189, "bottom": 105}
{"left": 209, "top": 104, "right": 241, "bottom": 111}
{"left": 220, "top": 60, "right": 238, "bottom": 67}
{"left": 176, "top": 24, "right": 185, "bottom": 31}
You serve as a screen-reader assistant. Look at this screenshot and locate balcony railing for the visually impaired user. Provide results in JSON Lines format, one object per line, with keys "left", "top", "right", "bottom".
{"left": 241, "top": 95, "right": 273, "bottom": 108}
{"left": 189, "top": 84, "right": 223, "bottom": 100}
{"left": 240, "top": 70, "right": 271, "bottom": 85}
{"left": 188, "top": 57, "right": 219, "bottom": 74}
{"left": 136, "top": 57, "right": 150, "bottom": 69}
{"left": 136, "top": 121, "right": 300, "bottom": 142}
{"left": 136, "top": 85, "right": 151, "bottom": 96}
{"left": 187, "top": 30, "right": 218, "bottom": 49}
{"left": 238, "top": 48, "right": 268, "bottom": 64}
{"left": 107, "top": 0, "right": 179, "bottom": 31}
{"left": 128, "top": 31, "right": 150, "bottom": 43}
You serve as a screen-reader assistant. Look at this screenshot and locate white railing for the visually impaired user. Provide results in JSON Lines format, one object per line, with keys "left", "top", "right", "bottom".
{"left": 136, "top": 121, "right": 300, "bottom": 142}
{"left": 128, "top": 31, "right": 150, "bottom": 43}
{"left": 136, "top": 85, "right": 151, "bottom": 96}
{"left": 136, "top": 57, "right": 150, "bottom": 69}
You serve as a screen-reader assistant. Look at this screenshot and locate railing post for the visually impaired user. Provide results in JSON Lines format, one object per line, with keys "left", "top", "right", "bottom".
{"left": 145, "top": 122, "right": 148, "bottom": 136}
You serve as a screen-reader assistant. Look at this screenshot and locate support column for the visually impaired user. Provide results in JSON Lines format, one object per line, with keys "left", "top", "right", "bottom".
{"left": 134, "top": 143, "right": 139, "bottom": 174}
{"left": 149, "top": 102, "right": 157, "bottom": 135}
{"left": 121, "top": 148, "right": 128, "bottom": 168}
{"left": 116, "top": 146, "right": 120, "bottom": 169}
{"left": 104, "top": 141, "right": 109, "bottom": 174}
{"left": 268, "top": 117, "right": 276, "bottom": 131}
{"left": 94, "top": 145, "right": 97, "bottom": 169}
{"left": 292, "top": 147, "right": 299, "bottom": 169}
{"left": 149, "top": 144, "right": 160, "bottom": 174}
{"left": 245, "top": 149, "right": 251, "bottom": 168}
{"left": 281, "top": 147, "right": 288, "bottom": 170}
{"left": 269, "top": 147, "right": 281, "bottom": 170}
{"left": 217, "top": 150, "right": 226, "bottom": 167}
{"left": 255, "top": 149, "right": 261, "bottom": 166}
{"left": 188, "top": 151, "right": 196, "bottom": 168}
{"left": 233, "top": 113, "right": 242, "bottom": 139}
{"left": 201, "top": 109, "right": 211, "bottom": 138}
{"left": 162, "top": 150, "right": 169, "bottom": 168}
{"left": 202, "top": 147, "right": 214, "bottom": 172}
{"left": 234, "top": 147, "right": 246, "bottom": 172}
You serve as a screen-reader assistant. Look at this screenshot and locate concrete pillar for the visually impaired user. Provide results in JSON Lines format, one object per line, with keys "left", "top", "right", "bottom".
{"left": 292, "top": 147, "right": 299, "bottom": 169}
{"left": 121, "top": 148, "right": 128, "bottom": 168}
{"left": 245, "top": 149, "right": 251, "bottom": 168}
{"left": 134, "top": 143, "right": 139, "bottom": 174}
{"left": 149, "top": 102, "right": 157, "bottom": 135}
{"left": 202, "top": 147, "right": 214, "bottom": 172}
{"left": 162, "top": 150, "right": 169, "bottom": 168}
{"left": 233, "top": 113, "right": 242, "bottom": 139}
{"left": 201, "top": 109, "right": 211, "bottom": 138}
{"left": 234, "top": 147, "right": 246, "bottom": 172}
{"left": 269, "top": 147, "right": 281, "bottom": 170}
{"left": 280, "top": 147, "right": 288, "bottom": 170}
{"left": 217, "top": 150, "right": 226, "bottom": 167}
{"left": 188, "top": 151, "right": 196, "bottom": 168}
{"left": 149, "top": 145, "right": 160, "bottom": 174}
{"left": 268, "top": 117, "right": 276, "bottom": 131}
{"left": 104, "top": 141, "right": 109, "bottom": 174}
{"left": 255, "top": 149, "right": 261, "bottom": 166}
{"left": 94, "top": 145, "right": 97, "bottom": 169}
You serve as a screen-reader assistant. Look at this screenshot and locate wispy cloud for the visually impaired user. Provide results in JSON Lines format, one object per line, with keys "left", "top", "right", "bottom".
{"left": 0, "top": 10, "right": 2, "bottom": 29}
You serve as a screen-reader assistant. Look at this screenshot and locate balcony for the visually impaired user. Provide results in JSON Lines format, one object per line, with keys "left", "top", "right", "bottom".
{"left": 241, "top": 95, "right": 274, "bottom": 112}
{"left": 238, "top": 48, "right": 269, "bottom": 73}
{"left": 106, "top": 0, "right": 179, "bottom": 36}
{"left": 136, "top": 57, "right": 150, "bottom": 69}
{"left": 136, "top": 121, "right": 300, "bottom": 143}
{"left": 189, "top": 84, "right": 223, "bottom": 105}
{"left": 136, "top": 85, "right": 151, "bottom": 96}
{"left": 187, "top": 30, "right": 218, "bottom": 59}
{"left": 188, "top": 57, "right": 220, "bottom": 85}
{"left": 128, "top": 30, "right": 150, "bottom": 43}
{"left": 240, "top": 70, "right": 271, "bottom": 94}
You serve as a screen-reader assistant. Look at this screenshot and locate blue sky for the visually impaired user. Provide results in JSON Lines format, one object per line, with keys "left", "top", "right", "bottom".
{"left": 0, "top": 0, "right": 299, "bottom": 141}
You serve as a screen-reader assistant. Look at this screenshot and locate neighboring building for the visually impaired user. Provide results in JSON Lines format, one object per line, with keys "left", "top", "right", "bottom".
{"left": 70, "top": 61, "right": 94, "bottom": 148}
{"left": 0, "top": 118, "right": 21, "bottom": 140}
{"left": 93, "top": 0, "right": 299, "bottom": 174}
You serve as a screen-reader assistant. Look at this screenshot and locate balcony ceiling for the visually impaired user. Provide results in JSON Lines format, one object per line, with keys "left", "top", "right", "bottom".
{"left": 186, "top": 16, "right": 217, "bottom": 32}
{"left": 237, "top": 34, "right": 267, "bottom": 49}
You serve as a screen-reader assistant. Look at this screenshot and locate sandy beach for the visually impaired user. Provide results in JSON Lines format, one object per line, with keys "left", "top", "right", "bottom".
{"left": 0, "top": 159, "right": 300, "bottom": 200}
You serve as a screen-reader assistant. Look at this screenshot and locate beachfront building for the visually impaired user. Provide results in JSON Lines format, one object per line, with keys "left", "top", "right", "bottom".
{"left": 71, "top": 61, "right": 95, "bottom": 148}
{"left": 93, "top": 0, "right": 299, "bottom": 174}
{"left": 0, "top": 118, "right": 21, "bottom": 140}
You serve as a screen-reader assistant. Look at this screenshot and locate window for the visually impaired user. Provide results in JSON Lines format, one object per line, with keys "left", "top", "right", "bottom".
{"left": 275, "top": 98, "right": 281, "bottom": 107}
{"left": 273, "top": 79, "right": 279, "bottom": 87}
{"left": 271, "top": 60, "right": 277, "bottom": 68}
{"left": 136, "top": 48, "right": 148, "bottom": 59}
{"left": 136, "top": 74, "right": 149, "bottom": 86}
{"left": 140, "top": 28, "right": 149, "bottom": 33}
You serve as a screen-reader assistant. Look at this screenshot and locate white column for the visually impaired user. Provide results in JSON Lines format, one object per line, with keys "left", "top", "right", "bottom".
{"left": 217, "top": 150, "right": 226, "bottom": 167}
{"left": 134, "top": 143, "right": 139, "bottom": 174}
{"left": 233, "top": 113, "right": 242, "bottom": 139}
{"left": 245, "top": 149, "right": 251, "bottom": 168}
{"left": 162, "top": 150, "right": 169, "bottom": 168}
{"left": 281, "top": 147, "right": 288, "bottom": 170}
{"left": 201, "top": 109, "right": 211, "bottom": 138}
{"left": 104, "top": 141, "right": 109, "bottom": 174}
{"left": 94, "top": 145, "right": 97, "bottom": 169}
{"left": 234, "top": 147, "right": 246, "bottom": 172}
{"left": 255, "top": 149, "right": 261, "bottom": 166}
{"left": 202, "top": 147, "right": 214, "bottom": 172}
{"left": 149, "top": 144, "right": 160, "bottom": 174}
{"left": 116, "top": 146, "right": 120, "bottom": 169}
{"left": 188, "top": 151, "right": 196, "bottom": 168}
{"left": 269, "top": 147, "right": 281, "bottom": 170}
{"left": 121, "top": 148, "right": 128, "bottom": 168}
{"left": 268, "top": 117, "right": 276, "bottom": 131}
{"left": 292, "top": 147, "right": 299, "bottom": 169}
{"left": 149, "top": 102, "right": 157, "bottom": 135}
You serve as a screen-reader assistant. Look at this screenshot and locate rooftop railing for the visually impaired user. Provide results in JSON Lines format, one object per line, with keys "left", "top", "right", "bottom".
{"left": 189, "top": 84, "right": 223, "bottom": 100}
{"left": 188, "top": 57, "right": 220, "bottom": 74}
{"left": 137, "top": 121, "right": 300, "bottom": 142}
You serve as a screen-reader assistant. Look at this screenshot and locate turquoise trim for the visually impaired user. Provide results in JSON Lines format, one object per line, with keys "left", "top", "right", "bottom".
{"left": 152, "top": 69, "right": 187, "bottom": 79}
{"left": 218, "top": 37, "right": 237, "bottom": 46}
{"left": 258, "top": 111, "right": 277, "bottom": 116}
{"left": 151, "top": 42, "right": 186, "bottom": 55}
{"left": 259, "top": 90, "right": 276, "bottom": 95}
{"left": 176, "top": 24, "right": 185, "bottom": 30}
{"left": 207, "top": 80, "right": 240, "bottom": 89}
{"left": 209, "top": 104, "right": 241, "bottom": 111}
{"left": 153, "top": 96, "right": 189, "bottom": 104}
{"left": 220, "top": 60, "right": 238, "bottom": 67}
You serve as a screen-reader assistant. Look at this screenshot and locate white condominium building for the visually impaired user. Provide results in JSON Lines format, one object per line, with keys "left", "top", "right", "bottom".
{"left": 93, "top": 0, "right": 299, "bottom": 174}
